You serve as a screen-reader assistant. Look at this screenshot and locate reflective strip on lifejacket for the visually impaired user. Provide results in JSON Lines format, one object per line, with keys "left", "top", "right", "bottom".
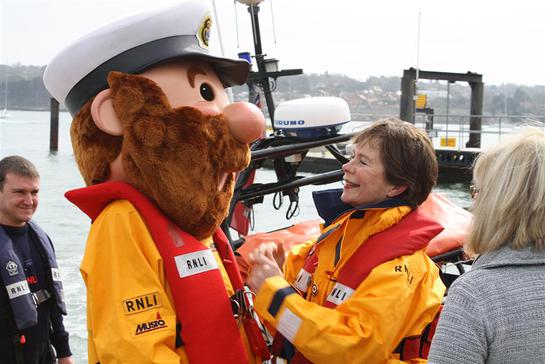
{"left": 277, "top": 307, "right": 302, "bottom": 343}
{"left": 6, "top": 280, "right": 31, "bottom": 299}
{"left": 174, "top": 250, "right": 219, "bottom": 277}
{"left": 293, "top": 268, "right": 312, "bottom": 293}
{"left": 51, "top": 268, "right": 61, "bottom": 282}
{"left": 325, "top": 282, "right": 355, "bottom": 306}
{"left": 292, "top": 245, "right": 319, "bottom": 294}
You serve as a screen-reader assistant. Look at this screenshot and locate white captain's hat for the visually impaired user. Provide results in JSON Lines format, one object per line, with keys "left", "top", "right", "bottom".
{"left": 43, "top": 0, "right": 249, "bottom": 116}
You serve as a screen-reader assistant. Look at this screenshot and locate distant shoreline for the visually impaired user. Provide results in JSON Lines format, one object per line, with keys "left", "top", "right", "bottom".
{"left": 5, "top": 107, "right": 68, "bottom": 112}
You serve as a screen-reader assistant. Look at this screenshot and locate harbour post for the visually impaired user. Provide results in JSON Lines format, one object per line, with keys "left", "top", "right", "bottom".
{"left": 467, "top": 80, "right": 484, "bottom": 148}
{"left": 400, "top": 69, "right": 417, "bottom": 123}
{"left": 49, "top": 98, "right": 59, "bottom": 152}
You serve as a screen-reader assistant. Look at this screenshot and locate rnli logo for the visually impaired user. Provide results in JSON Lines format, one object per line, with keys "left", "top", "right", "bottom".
{"left": 135, "top": 312, "right": 167, "bottom": 336}
{"left": 123, "top": 292, "right": 161, "bottom": 315}
{"left": 6, "top": 280, "right": 31, "bottom": 299}
{"left": 174, "top": 249, "right": 218, "bottom": 278}
{"left": 6, "top": 261, "right": 18, "bottom": 276}
{"left": 395, "top": 264, "right": 415, "bottom": 287}
{"left": 197, "top": 14, "right": 212, "bottom": 49}
{"left": 326, "top": 282, "right": 354, "bottom": 306}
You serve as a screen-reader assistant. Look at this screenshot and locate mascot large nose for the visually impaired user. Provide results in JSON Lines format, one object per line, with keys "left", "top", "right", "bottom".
{"left": 223, "top": 102, "right": 265, "bottom": 143}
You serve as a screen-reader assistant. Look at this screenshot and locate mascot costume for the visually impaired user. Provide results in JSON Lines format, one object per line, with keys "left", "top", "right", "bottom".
{"left": 43, "top": 1, "right": 270, "bottom": 363}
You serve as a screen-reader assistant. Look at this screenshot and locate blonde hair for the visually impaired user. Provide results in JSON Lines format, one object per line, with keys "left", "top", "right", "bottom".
{"left": 466, "top": 127, "right": 545, "bottom": 254}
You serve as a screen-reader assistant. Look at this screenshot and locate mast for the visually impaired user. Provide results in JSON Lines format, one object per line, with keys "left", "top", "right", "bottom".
{"left": 247, "top": 4, "right": 275, "bottom": 122}
{"left": 235, "top": 0, "right": 303, "bottom": 131}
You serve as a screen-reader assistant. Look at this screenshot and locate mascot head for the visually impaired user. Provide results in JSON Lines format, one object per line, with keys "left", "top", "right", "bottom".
{"left": 43, "top": 1, "right": 264, "bottom": 239}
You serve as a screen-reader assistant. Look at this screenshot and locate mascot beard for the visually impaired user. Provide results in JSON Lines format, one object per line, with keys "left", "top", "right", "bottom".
{"left": 104, "top": 71, "right": 250, "bottom": 239}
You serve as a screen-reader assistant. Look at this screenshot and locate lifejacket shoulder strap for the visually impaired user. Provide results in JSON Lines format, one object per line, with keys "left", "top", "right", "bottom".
{"left": 324, "top": 207, "right": 444, "bottom": 308}
{"left": 0, "top": 226, "right": 37, "bottom": 330}
{"left": 26, "top": 220, "right": 67, "bottom": 315}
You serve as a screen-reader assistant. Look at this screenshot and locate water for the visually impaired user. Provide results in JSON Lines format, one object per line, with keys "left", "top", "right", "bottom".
{"left": 0, "top": 110, "right": 472, "bottom": 363}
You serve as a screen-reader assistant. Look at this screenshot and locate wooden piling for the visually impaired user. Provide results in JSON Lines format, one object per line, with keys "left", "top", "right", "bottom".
{"left": 49, "top": 98, "right": 59, "bottom": 152}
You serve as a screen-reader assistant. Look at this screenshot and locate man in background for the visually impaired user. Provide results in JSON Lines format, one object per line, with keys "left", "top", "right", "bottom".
{"left": 0, "top": 156, "right": 72, "bottom": 364}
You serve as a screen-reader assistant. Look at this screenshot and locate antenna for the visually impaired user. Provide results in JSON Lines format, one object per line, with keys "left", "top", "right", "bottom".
{"left": 416, "top": 12, "right": 422, "bottom": 81}
{"left": 414, "top": 12, "right": 422, "bottom": 123}
{"left": 234, "top": 0, "right": 303, "bottom": 126}
{"left": 234, "top": 1, "right": 240, "bottom": 48}
{"left": 270, "top": 0, "right": 277, "bottom": 44}
{"left": 211, "top": 0, "right": 234, "bottom": 101}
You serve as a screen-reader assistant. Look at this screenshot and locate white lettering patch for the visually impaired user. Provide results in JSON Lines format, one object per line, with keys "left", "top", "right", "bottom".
{"left": 51, "top": 268, "right": 62, "bottom": 282}
{"left": 174, "top": 250, "right": 218, "bottom": 278}
{"left": 326, "top": 282, "right": 355, "bottom": 306}
{"left": 293, "top": 269, "right": 312, "bottom": 293}
{"left": 277, "top": 308, "right": 302, "bottom": 342}
{"left": 6, "top": 280, "right": 31, "bottom": 299}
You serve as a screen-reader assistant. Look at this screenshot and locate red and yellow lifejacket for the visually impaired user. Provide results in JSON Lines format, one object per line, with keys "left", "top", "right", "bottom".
{"left": 66, "top": 181, "right": 269, "bottom": 364}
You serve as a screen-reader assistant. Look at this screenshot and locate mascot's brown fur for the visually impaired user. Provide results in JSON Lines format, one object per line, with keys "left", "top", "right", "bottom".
{"left": 71, "top": 71, "right": 250, "bottom": 239}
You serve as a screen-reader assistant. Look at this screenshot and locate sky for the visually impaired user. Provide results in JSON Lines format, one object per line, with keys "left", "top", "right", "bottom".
{"left": 0, "top": 0, "right": 544, "bottom": 86}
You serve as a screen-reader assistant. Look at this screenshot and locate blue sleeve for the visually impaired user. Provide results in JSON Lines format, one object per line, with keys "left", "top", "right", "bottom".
{"left": 49, "top": 300, "right": 72, "bottom": 358}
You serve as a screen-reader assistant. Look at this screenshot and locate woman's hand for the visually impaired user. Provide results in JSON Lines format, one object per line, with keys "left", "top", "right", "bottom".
{"left": 247, "top": 242, "right": 284, "bottom": 293}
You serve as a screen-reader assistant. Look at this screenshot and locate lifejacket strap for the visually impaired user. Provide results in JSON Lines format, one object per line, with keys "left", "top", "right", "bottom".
{"left": 271, "top": 331, "right": 297, "bottom": 362}
{"left": 393, "top": 306, "right": 443, "bottom": 360}
{"left": 394, "top": 335, "right": 421, "bottom": 360}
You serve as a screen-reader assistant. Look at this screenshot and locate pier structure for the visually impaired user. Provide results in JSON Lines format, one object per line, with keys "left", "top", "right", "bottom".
{"left": 399, "top": 68, "right": 485, "bottom": 181}
{"left": 400, "top": 68, "right": 484, "bottom": 148}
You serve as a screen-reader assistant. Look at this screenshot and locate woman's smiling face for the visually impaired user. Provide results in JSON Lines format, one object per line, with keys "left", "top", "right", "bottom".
{"left": 341, "top": 141, "right": 402, "bottom": 207}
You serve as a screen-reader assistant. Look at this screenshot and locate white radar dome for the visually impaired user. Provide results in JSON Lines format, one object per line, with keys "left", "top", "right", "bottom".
{"left": 273, "top": 97, "right": 351, "bottom": 138}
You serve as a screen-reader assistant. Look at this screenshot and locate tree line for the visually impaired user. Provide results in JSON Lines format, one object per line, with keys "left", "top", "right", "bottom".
{"left": 1, "top": 64, "right": 544, "bottom": 117}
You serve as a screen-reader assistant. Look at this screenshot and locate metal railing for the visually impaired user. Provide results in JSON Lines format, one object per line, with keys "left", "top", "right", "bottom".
{"left": 349, "top": 114, "right": 545, "bottom": 151}
{"left": 418, "top": 114, "right": 545, "bottom": 150}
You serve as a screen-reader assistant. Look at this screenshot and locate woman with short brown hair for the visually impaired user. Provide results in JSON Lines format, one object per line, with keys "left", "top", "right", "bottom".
{"left": 248, "top": 118, "right": 446, "bottom": 363}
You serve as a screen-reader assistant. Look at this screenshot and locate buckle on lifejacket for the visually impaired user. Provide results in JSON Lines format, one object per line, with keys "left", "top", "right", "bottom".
{"left": 394, "top": 335, "right": 421, "bottom": 360}
{"left": 232, "top": 286, "right": 273, "bottom": 359}
{"left": 231, "top": 286, "right": 259, "bottom": 321}
{"left": 31, "top": 289, "right": 51, "bottom": 307}
{"left": 230, "top": 297, "right": 242, "bottom": 321}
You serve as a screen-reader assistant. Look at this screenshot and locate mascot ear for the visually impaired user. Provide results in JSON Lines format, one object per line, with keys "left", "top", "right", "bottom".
{"left": 91, "top": 89, "right": 123, "bottom": 136}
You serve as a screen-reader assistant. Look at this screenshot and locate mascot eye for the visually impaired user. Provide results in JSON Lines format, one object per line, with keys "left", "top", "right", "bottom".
{"left": 199, "top": 83, "right": 215, "bottom": 101}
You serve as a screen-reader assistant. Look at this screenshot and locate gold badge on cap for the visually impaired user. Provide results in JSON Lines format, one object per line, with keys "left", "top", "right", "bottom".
{"left": 197, "top": 14, "right": 212, "bottom": 49}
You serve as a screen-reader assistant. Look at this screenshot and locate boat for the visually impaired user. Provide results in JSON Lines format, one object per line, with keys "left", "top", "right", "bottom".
{"left": 0, "top": 108, "right": 10, "bottom": 119}
{"left": 220, "top": 0, "right": 473, "bottom": 290}
{"left": 0, "top": 67, "right": 10, "bottom": 119}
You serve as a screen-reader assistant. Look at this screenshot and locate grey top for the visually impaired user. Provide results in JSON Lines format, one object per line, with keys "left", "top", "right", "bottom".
{"left": 428, "top": 245, "right": 545, "bottom": 364}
